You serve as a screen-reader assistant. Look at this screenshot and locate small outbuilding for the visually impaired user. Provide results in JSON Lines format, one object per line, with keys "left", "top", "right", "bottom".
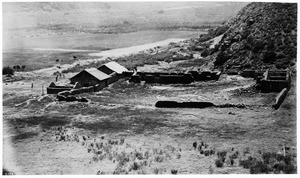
{"left": 70, "top": 68, "right": 111, "bottom": 88}
{"left": 98, "top": 61, "right": 128, "bottom": 84}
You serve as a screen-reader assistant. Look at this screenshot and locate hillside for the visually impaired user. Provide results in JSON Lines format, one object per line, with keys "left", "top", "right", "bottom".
{"left": 3, "top": 2, "right": 247, "bottom": 36}
{"left": 203, "top": 2, "right": 297, "bottom": 71}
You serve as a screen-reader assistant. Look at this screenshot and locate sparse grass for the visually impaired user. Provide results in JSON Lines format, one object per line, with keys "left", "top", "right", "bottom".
{"left": 9, "top": 115, "right": 71, "bottom": 129}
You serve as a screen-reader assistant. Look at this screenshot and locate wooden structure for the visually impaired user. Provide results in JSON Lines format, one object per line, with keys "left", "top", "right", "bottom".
{"left": 98, "top": 61, "right": 128, "bottom": 84}
{"left": 70, "top": 68, "right": 111, "bottom": 88}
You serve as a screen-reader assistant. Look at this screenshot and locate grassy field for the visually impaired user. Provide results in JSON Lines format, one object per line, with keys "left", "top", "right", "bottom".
{"left": 2, "top": 2, "right": 296, "bottom": 175}
{"left": 2, "top": 73, "right": 297, "bottom": 174}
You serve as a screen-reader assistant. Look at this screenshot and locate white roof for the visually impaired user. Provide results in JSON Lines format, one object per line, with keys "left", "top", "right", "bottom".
{"left": 104, "top": 61, "right": 128, "bottom": 74}
{"left": 84, "top": 68, "right": 111, "bottom": 81}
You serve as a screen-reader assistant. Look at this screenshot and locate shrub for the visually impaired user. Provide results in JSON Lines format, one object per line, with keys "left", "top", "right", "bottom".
{"left": 120, "top": 137, "right": 125, "bottom": 145}
{"left": 201, "top": 48, "right": 210, "bottom": 57}
{"left": 249, "top": 161, "right": 270, "bottom": 174}
{"left": 130, "top": 161, "right": 141, "bottom": 171}
{"left": 116, "top": 151, "right": 130, "bottom": 165}
{"left": 171, "top": 169, "right": 178, "bottom": 174}
{"left": 204, "top": 150, "right": 210, "bottom": 156}
{"left": 198, "top": 34, "right": 213, "bottom": 42}
{"left": 96, "top": 170, "right": 105, "bottom": 175}
{"left": 153, "top": 168, "right": 160, "bottom": 174}
{"left": 217, "top": 150, "right": 227, "bottom": 158}
{"left": 154, "top": 155, "right": 164, "bottom": 163}
{"left": 229, "top": 151, "right": 239, "bottom": 159}
{"left": 230, "top": 159, "right": 235, "bottom": 166}
{"left": 282, "top": 163, "right": 296, "bottom": 174}
{"left": 263, "top": 51, "right": 276, "bottom": 63}
{"left": 3, "top": 66, "right": 14, "bottom": 76}
{"left": 209, "top": 165, "right": 214, "bottom": 174}
{"left": 239, "top": 156, "right": 257, "bottom": 169}
{"left": 214, "top": 50, "right": 230, "bottom": 66}
{"left": 215, "top": 159, "right": 224, "bottom": 167}
{"left": 135, "top": 151, "right": 144, "bottom": 160}
{"left": 144, "top": 151, "right": 150, "bottom": 159}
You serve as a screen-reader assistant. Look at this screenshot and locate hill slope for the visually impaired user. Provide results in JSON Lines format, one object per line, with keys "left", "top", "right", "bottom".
{"left": 208, "top": 2, "right": 297, "bottom": 71}
{"left": 3, "top": 2, "right": 247, "bottom": 34}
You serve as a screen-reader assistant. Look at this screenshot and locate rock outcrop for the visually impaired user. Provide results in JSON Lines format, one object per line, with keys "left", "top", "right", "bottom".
{"left": 208, "top": 2, "right": 297, "bottom": 71}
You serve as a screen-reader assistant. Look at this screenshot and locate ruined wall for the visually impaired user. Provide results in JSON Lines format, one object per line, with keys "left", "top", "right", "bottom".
{"left": 256, "top": 70, "right": 291, "bottom": 93}
{"left": 258, "top": 80, "right": 289, "bottom": 93}
{"left": 158, "top": 75, "right": 194, "bottom": 84}
{"left": 155, "top": 101, "right": 215, "bottom": 108}
{"left": 272, "top": 88, "right": 288, "bottom": 110}
{"left": 241, "top": 70, "right": 255, "bottom": 78}
{"left": 47, "top": 87, "right": 72, "bottom": 94}
{"left": 144, "top": 75, "right": 157, "bottom": 83}
{"left": 129, "top": 75, "right": 141, "bottom": 83}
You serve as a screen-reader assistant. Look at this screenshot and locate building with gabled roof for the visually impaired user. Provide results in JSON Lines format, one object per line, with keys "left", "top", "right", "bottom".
{"left": 98, "top": 61, "right": 128, "bottom": 75}
{"left": 98, "top": 61, "right": 128, "bottom": 84}
{"left": 70, "top": 68, "right": 111, "bottom": 88}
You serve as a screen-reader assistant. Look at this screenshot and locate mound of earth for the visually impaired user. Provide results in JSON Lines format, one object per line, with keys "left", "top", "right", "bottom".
{"left": 186, "top": 2, "right": 297, "bottom": 72}
{"left": 211, "top": 2, "right": 297, "bottom": 71}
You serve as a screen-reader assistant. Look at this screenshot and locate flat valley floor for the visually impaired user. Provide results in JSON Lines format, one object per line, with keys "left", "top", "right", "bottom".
{"left": 2, "top": 67, "right": 296, "bottom": 174}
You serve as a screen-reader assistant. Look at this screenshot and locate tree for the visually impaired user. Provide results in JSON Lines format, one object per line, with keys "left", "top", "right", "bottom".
{"left": 3, "top": 66, "right": 14, "bottom": 76}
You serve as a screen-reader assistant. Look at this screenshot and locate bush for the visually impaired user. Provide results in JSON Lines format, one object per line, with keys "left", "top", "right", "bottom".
{"left": 201, "top": 48, "right": 210, "bottom": 57}
{"left": 129, "top": 161, "right": 141, "bottom": 171}
{"left": 249, "top": 161, "right": 270, "bottom": 174}
{"left": 263, "top": 51, "right": 276, "bottom": 63}
{"left": 217, "top": 150, "right": 227, "bottom": 158}
{"left": 154, "top": 155, "right": 164, "bottom": 163}
{"left": 198, "top": 34, "right": 213, "bottom": 42}
{"left": 214, "top": 50, "right": 230, "bottom": 66}
{"left": 171, "top": 169, "right": 178, "bottom": 174}
{"left": 3, "top": 66, "right": 14, "bottom": 76}
{"left": 215, "top": 159, "right": 224, "bottom": 168}
{"left": 239, "top": 156, "right": 257, "bottom": 169}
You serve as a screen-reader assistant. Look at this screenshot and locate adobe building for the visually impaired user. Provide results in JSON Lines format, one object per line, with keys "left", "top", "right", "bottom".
{"left": 70, "top": 68, "right": 111, "bottom": 88}
{"left": 98, "top": 61, "right": 128, "bottom": 84}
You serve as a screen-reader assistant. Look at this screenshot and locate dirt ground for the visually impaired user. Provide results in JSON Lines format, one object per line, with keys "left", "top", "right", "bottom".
{"left": 2, "top": 63, "right": 297, "bottom": 174}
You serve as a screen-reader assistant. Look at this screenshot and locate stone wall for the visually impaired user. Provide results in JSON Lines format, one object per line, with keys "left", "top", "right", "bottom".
{"left": 47, "top": 87, "right": 72, "bottom": 94}
{"left": 155, "top": 101, "right": 215, "bottom": 108}
{"left": 272, "top": 88, "right": 288, "bottom": 110}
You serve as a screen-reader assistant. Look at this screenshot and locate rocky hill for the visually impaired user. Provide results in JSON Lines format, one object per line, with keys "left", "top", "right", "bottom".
{"left": 207, "top": 2, "right": 297, "bottom": 71}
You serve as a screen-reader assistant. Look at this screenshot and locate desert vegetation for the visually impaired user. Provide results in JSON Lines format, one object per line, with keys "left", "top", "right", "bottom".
{"left": 2, "top": 1, "right": 297, "bottom": 175}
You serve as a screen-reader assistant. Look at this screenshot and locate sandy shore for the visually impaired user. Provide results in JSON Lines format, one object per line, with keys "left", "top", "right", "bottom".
{"left": 32, "top": 48, "right": 96, "bottom": 52}
{"left": 89, "top": 38, "right": 185, "bottom": 58}
{"left": 24, "top": 38, "right": 185, "bottom": 77}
